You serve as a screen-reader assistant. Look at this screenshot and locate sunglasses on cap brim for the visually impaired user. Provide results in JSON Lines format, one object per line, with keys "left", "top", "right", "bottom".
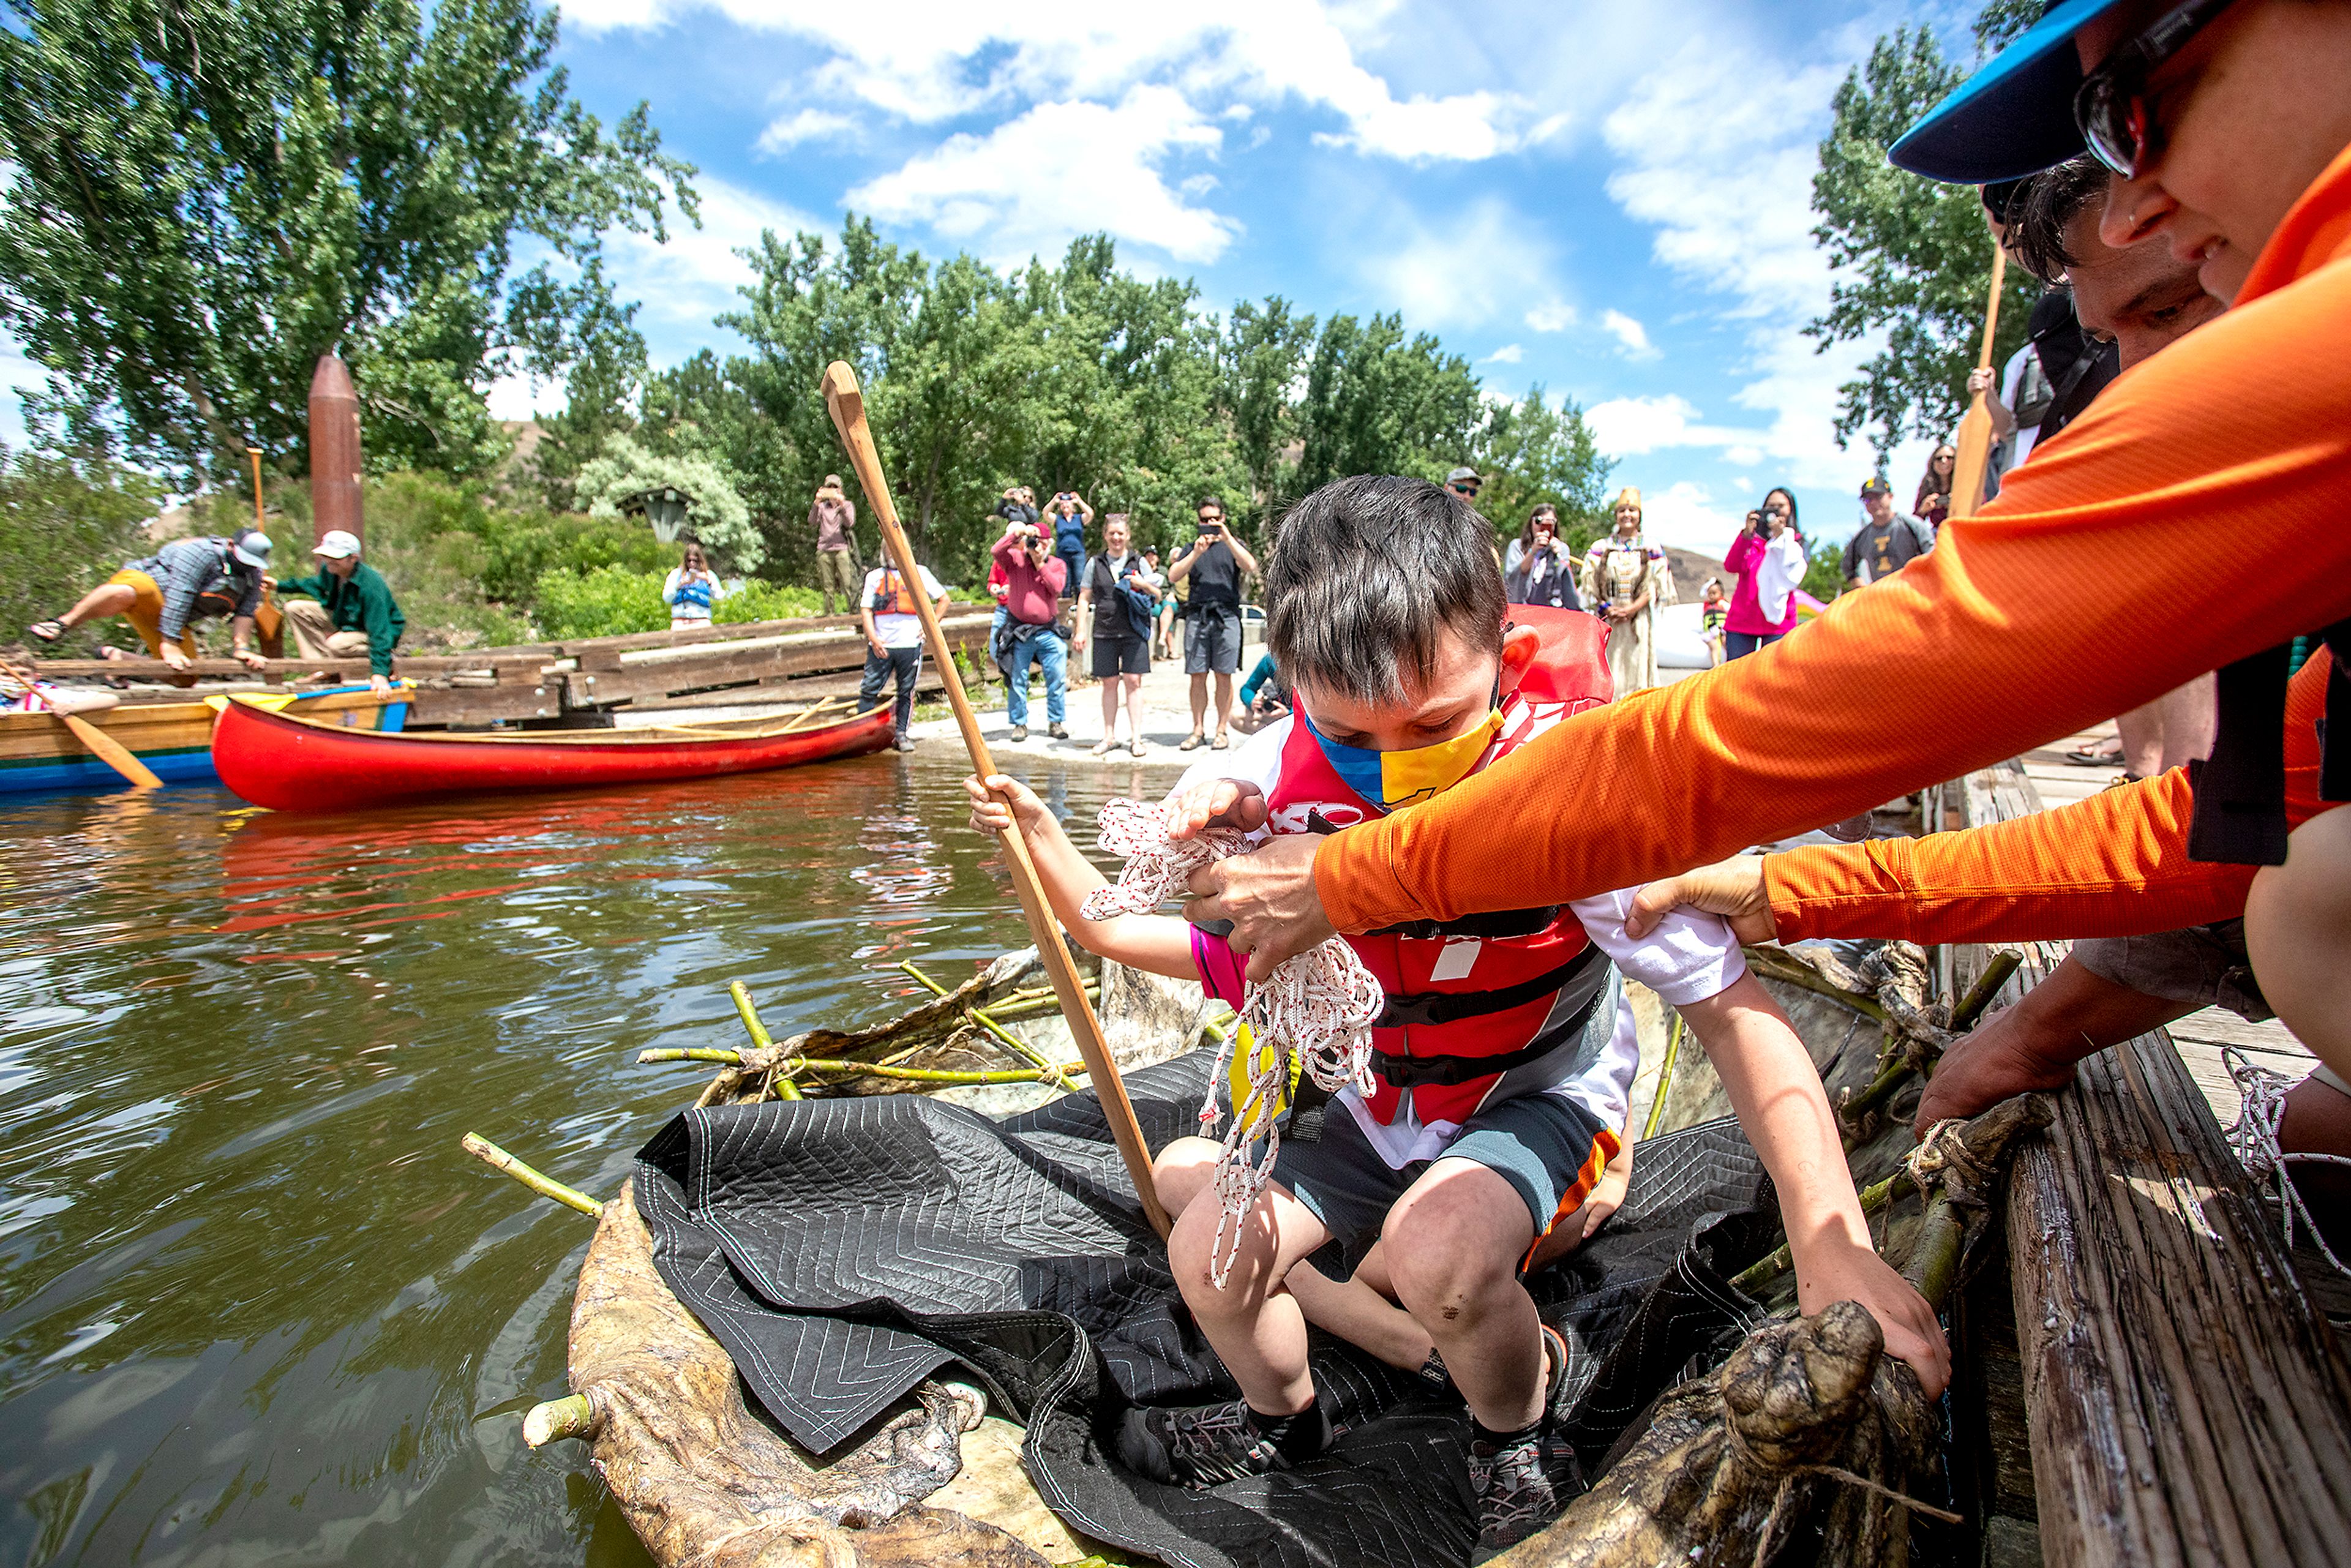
{"left": 2074, "top": 0, "right": 2238, "bottom": 179}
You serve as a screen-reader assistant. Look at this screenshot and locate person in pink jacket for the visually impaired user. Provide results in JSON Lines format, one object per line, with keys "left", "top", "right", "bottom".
{"left": 1720, "top": 487, "right": 1807, "bottom": 659}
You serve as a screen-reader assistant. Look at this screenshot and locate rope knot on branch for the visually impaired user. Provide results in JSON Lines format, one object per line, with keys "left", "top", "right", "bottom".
{"left": 1903, "top": 1117, "right": 1996, "bottom": 1212}
{"left": 1085, "top": 798, "right": 1381, "bottom": 1286}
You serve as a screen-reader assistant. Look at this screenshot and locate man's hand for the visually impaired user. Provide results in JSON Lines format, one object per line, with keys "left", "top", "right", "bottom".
{"left": 370, "top": 673, "right": 394, "bottom": 695}
{"left": 1793, "top": 1236, "right": 1951, "bottom": 1399}
{"left": 1625, "top": 855, "right": 1777, "bottom": 943}
{"left": 160, "top": 644, "right": 192, "bottom": 672}
{"left": 233, "top": 647, "right": 269, "bottom": 671}
{"left": 1965, "top": 366, "right": 1995, "bottom": 398}
{"left": 1182, "top": 833, "right": 1335, "bottom": 983}
{"left": 1161, "top": 776, "right": 1269, "bottom": 839}
{"left": 869, "top": 637, "right": 888, "bottom": 659}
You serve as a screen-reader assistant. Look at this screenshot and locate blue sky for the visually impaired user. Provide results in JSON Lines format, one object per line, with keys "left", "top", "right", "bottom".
{"left": 6, "top": 0, "right": 1993, "bottom": 555}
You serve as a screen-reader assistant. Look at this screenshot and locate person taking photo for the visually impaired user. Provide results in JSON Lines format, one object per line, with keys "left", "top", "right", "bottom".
{"left": 1169, "top": 497, "right": 1259, "bottom": 751}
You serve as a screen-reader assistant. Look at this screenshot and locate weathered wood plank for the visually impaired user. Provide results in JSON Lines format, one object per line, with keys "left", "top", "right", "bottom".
{"left": 1963, "top": 759, "right": 2351, "bottom": 1568}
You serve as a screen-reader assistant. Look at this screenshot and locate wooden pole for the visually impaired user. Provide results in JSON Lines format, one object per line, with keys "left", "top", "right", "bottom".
{"left": 247, "top": 447, "right": 266, "bottom": 536}
{"left": 1948, "top": 242, "right": 2009, "bottom": 520}
{"left": 820, "top": 361, "right": 1171, "bottom": 1237}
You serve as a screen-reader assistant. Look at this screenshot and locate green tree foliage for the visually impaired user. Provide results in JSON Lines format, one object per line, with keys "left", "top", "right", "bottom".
{"left": 534, "top": 217, "right": 1608, "bottom": 593}
{"left": 1806, "top": 21, "right": 2039, "bottom": 461}
{"left": 0, "top": 446, "right": 163, "bottom": 651}
{"left": 0, "top": 0, "right": 696, "bottom": 489}
{"left": 571, "top": 433, "right": 760, "bottom": 571}
{"left": 1474, "top": 389, "right": 1617, "bottom": 554}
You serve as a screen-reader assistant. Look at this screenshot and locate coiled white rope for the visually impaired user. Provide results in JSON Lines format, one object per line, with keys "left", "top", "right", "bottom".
{"left": 2222, "top": 1045, "right": 2351, "bottom": 1279}
{"left": 1081, "top": 797, "right": 1382, "bottom": 1285}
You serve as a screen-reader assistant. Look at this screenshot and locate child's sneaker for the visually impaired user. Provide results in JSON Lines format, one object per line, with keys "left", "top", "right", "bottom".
{"left": 1114, "top": 1397, "right": 1327, "bottom": 1488}
{"left": 1468, "top": 1326, "right": 1582, "bottom": 1560}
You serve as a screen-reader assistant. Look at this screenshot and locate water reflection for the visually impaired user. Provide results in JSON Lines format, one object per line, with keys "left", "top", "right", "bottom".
{"left": 0, "top": 755, "right": 1122, "bottom": 1566}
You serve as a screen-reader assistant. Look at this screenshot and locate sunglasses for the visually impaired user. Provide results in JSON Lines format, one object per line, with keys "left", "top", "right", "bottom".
{"left": 1449, "top": 482, "right": 1479, "bottom": 495}
{"left": 2074, "top": 0, "right": 2238, "bottom": 179}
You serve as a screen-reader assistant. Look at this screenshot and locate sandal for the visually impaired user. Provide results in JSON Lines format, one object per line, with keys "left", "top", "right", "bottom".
{"left": 28, "top": 619, "right": 64, "bottom": 643}
{"left": 2065, "top": 746, "right": 2124, "bottom": 767}
{"left": 1129, "top": 738, "right": 1150, "bottom": 758}
{"left": 1179, "top": 732, "right": 1204, "bottom": 752}
{"left": 1091, "top": 738, "right": 1123, "bottom": 757}
{"left": 1210, "top": 732, "right": 1229, "bottom": 750}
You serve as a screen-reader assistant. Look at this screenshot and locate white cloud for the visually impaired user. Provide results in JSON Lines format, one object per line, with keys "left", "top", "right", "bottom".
{"left": 565, "top": 1, "right": 1529, "bottom": 163}
{"left": 756, "top": 108, "right": 857, "bottom": 156}
{"left": 1483, "top": 343, "right": 1524, "bottom": 364}
{"left": 1356, "top": 198, "right": 1560, "bottom": 328}
{"left": 1599, "top": 307, "right": 1659, "bottom": 361}
{"left": 1638, "top": 479, "right": 1742, "bottom": 556}
{"left": 1724, "top": 444, "right": 1763, "bottom": 467}
{"left": 1584, "top": 393, "right": 1768, "bottom": 459}
{"left": 848, "top": 86, "right": 1240, "bottom": 265}
{"left": 1597, "top": 25, "right": 1889, "bottom": 493}
{"left": 1524, "top": 301, "right": 1577, "bottom": 333}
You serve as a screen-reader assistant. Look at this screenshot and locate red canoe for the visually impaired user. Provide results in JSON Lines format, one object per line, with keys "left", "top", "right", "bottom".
{"left": 212, "top": 694, "right": 895, "bottom": 812}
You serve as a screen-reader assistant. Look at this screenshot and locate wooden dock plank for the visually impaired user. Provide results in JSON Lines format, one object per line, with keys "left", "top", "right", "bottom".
{"left": 1960, "top": 759, "right": 2351, "bottom": 1568}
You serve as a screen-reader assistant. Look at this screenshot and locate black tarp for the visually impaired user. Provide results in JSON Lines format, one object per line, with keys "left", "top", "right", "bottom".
{"left": 636, "top": 1051, "right": 1774, "bottom": 1568}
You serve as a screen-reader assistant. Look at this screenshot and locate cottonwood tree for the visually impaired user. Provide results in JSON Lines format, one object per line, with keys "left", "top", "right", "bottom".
{"left": 1806, "top": 14, "right": 2041, "bottom": 460}
{"left": 0, "top": 0, "right": 695, "bottom": 487}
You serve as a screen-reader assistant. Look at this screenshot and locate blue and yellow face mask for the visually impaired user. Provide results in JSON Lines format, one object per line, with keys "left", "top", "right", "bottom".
{"left": 1300, "top": 703, "right": 1505, "bottom": 811}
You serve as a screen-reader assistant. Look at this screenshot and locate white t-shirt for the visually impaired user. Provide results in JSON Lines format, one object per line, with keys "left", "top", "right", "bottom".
{"left": 861, "top": 565, "right": 947, "bottom": 650}
{"left": 1168, "top": 721, "right": 1749, "bottom": 1166}
{"left": 2000, "top": 342, "right": 2042, "bottom": 470}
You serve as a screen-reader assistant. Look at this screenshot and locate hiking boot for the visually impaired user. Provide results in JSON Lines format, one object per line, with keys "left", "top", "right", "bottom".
{"left": 894, "top": 735, "right": 916, "bottom": 753}
{"left": 1008, "top": 724, "right": 1027, "bottom": 742}
{"left": 1048, "top": 723, "right": 1069, "bottom": 740}
{"left": 1114, "top": 1398, "right": 1321, "bottom": 1488}
{"left": 1468, "top": 1327, "right": 1581, "bottom": 1561}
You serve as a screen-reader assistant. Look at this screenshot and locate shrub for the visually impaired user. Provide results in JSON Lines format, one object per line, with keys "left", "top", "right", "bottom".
{"left": 713, "top": 580, "right": 825, "bottom": 623}
{"left": 532, "top": 566, "right": 669, "bottom": 639}
{"left": 2, "top": 447, "right": 164, "bottom": 657}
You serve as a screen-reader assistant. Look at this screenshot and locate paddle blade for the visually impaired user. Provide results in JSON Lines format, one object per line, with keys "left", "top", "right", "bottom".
{"left": 58, "top": 711, "right": 162, "bottom": 788}
{"left": 1949, "top": 395, "right": 1996, "bottom": 520}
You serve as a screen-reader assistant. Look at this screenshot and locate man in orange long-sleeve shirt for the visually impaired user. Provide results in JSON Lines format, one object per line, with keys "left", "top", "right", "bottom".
{"left": 1181, "top": 0, "right": 2351, "bottom": 1046}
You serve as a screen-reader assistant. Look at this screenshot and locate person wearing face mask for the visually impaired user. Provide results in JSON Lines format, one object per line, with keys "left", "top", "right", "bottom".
{"left": 976, "top": 475, "right": 1942, "bottom": 1555}
{"left": 1504, "top": 505, "right": 1581, "bottom": 610}
{"left": 1169, "top": 1, "right": 2351, "bottom": 1255}
{"left": 1719, "top": 488, "right": 1805, "bottom": 659}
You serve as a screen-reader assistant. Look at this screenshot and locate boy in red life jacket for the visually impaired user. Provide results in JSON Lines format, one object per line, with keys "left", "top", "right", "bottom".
{"left": 967, "top": 475, "right": 1943, "bottom": 1555}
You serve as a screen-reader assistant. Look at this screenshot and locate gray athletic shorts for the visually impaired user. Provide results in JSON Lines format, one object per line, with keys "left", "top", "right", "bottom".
{"left": 1183, "top": 606, "right": 1242, "bottom": 675}
{"left": 1271, "top": 1090, "right": 1611, "bottom": 1277}
{"left": 2072, "top": 918, "right": 2273, "bottom": 1022}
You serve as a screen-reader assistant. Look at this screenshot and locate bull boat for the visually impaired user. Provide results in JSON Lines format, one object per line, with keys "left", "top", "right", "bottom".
{"left": 210, "top": 691, "right": 891, "bottom": 812}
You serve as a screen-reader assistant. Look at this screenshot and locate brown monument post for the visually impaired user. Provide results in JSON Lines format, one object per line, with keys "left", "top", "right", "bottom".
{"left": 308, "top": 353, "right": 364, "bottom": 547}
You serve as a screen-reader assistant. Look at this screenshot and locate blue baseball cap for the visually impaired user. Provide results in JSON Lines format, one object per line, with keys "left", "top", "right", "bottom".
{"left": 1890, "top": 0, "right": 2123, "bottom": 184}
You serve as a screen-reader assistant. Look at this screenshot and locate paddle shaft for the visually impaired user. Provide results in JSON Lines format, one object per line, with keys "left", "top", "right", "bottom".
{"left": 1948, "top": 243, "right": 2009, "bottom": 521}
{"left": 820, "top": 361, "right": 1171, "bottom": 1237}
{"left": 57, "top": 710, "right": 162, "bottom": 788}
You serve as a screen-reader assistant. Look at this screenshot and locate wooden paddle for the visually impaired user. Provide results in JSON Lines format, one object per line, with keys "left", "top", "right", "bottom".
{"left": 821, "top": 361, "right": 1172, "bottom": 1238}
{"left": 55, "top": 710, "right": 163, "bottom": 789}
{"left": 1948, "top": 241, "right": 2009, "bottom": 520}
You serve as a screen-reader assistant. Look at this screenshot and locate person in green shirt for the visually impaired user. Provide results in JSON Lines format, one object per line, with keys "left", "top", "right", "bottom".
{"left": 274, "top": 530, "right": 405, "bottom": 692}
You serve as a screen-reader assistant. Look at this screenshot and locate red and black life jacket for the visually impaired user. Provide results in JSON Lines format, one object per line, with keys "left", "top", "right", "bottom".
{"left": 1266, "top": 605, "right": 1616, "bottom": 1128}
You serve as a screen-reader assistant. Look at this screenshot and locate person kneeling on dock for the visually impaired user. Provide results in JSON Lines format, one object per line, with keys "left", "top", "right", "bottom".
{"left": 273, "top": 530, "right": 405, "bottom": 694}
{"left": 968, "top": 475, "right": 1946, "bottom": 1558}
{"left": 28, "top": 531, "right": 275, "bottom": 685}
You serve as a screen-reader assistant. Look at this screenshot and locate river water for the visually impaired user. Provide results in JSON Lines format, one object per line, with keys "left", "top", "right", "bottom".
{"left": 0, "top": 757, "right": 1157, "bottom": 1567}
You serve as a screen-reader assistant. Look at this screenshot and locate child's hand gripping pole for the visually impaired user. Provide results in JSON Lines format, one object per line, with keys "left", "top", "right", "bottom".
{"left": 1083, "top": 798, "right": 1382, "bottom": 1285}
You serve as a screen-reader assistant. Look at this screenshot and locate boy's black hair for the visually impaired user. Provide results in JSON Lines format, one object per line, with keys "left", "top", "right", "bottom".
{"left": 2006, "top": 154, "right": 2112, "bottom": 285}
{"left": 1266, "top": 475, "right": 1504, "bottom": 705}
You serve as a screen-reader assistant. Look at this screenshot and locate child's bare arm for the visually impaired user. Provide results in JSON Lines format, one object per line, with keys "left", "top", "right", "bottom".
{"left": 1674, "top": 971, "right": 1952, "bottom": 1397}
{"left": 964, "top": 774, "right": 1201, "bottom": 983}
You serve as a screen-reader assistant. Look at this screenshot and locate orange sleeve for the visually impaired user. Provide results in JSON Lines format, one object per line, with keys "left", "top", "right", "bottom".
{"left": 1761, "top": 650, "right": 2331, "bottom": 943}
{"left": 1313, "top": 239, "right": 2351, "bottom": 931}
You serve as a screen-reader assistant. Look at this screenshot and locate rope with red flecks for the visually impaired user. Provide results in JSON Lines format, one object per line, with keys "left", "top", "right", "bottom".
{"left": 1082, "top": 797, "right": 1381, "bottom": 1285}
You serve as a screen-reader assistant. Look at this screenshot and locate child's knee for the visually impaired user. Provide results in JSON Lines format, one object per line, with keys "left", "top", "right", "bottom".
{"left": 1152, "top": 1136, "right": 1222, "bottom": 1215}
{"left": 1382, "top": 1193, "right": 1518, "bottom": 1310}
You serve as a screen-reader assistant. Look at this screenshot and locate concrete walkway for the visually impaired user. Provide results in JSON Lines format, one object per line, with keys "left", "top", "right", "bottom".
{"left": 909, "top": 651, "right": 1258, "bottom": 773}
